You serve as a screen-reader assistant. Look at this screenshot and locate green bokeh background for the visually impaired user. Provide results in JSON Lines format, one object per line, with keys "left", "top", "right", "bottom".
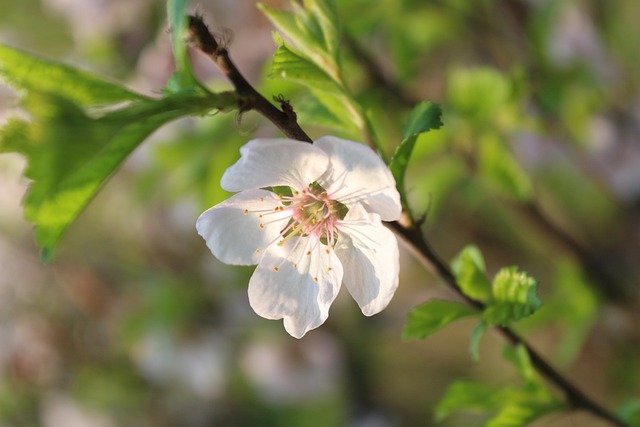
{"left": 1, "top": 0, "right": 639, "bottom": 426}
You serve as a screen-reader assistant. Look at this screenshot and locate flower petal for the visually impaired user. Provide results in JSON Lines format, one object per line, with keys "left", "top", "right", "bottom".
{"left": 196, "top": 189, "right": 291, "bottom": 265}
{"left": 221, "top": 138, "right": 329, "bottom": 192}
{"left": 314, "top": 136, "right": 401, "bottom": 221}
{"left": 335, "top": 204, "right": 400, "bottom": 316}
{"left": 248, "top": 236, "right": 343, "bottom": 338}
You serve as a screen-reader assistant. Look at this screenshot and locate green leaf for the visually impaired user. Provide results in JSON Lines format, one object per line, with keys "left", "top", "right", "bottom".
{"left": 469, "top": 321, "right": 488, "bottom": 361}
{"left": 479, "top": 134, "right": 533, "bottom": 201}
{"left": 389, "top": 102, "right": 443, "bottom": 207}
{"left": 258, "top": 2, "right": 339, "bottom": 79}
{"left": 451, "top": 245, "right": 493, "bottom": 303}
{"left": 436, "top": 381, "right": 560, "bottom": 427}
{"left": 483, "top": 267, "right": 542, "bottom": 326}
{"left": 270, "top": 41, "right": 339, "bottom": 91}
{"left": 435, "top": 381, "right": 506, "bottom": 421}
{"left": 0, "top": 44, "right": 145, "bottom": 106}
{"left": 295, "top": 92, "right": 361, "bottom": 137}
{"left": 166, "top": 0, "right": 199, "bottom": 91}
{"left": 403, "top": 299, "right": 479, "bottom": 341}
{"left": 1, "top": 91, "right": 235, "bottom": 258}
{"left": 502, "top": 345, "right": 544, "bottom": 392}
{"left": 401, "top": 101, "right": 444, "bottom": 139}
{"left": 303, "top": 0, "right": 341, "bottom": 58}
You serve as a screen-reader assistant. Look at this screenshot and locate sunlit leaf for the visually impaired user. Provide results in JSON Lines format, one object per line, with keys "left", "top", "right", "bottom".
{"left": 404, "top": 299, "right": 479, "bottom": 341}
{"left": 0, "top": 91, "right": 235, "bottom": 259}
{"left": 0, "top": 44, "right": 145, "bottom": 106}
{"left": 270, "top": 41, "right": 339, "bottom": 91}
{"left": 166, "top": 0, "right": 203, "bottom": 93}
{"left": 451, "top": 245, "right": 492, "bottom": 303}
{"left": 258, "top": 1, "right": 339, "bottom": 80}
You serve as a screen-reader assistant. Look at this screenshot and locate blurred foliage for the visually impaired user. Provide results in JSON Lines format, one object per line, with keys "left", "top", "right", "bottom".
{"left": 0, "top": 0, "right": 639, "bottom": 426}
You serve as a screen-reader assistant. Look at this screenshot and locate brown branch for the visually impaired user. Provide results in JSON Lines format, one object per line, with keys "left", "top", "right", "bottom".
{"left": 185, "top": 14, "right": 627, "bottom": 427}
{"left": 186, "top": 15, "right": 312, "bottom": 143}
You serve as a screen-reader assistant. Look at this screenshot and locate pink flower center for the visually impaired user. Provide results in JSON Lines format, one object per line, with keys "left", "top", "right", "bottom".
{"left": 277, "top": 182, "right": 348, "bottom": 248}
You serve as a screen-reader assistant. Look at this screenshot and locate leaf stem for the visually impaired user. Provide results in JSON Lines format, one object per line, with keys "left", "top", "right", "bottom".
{"left": 185, "top": 14, "right": 627, "bottom": 427}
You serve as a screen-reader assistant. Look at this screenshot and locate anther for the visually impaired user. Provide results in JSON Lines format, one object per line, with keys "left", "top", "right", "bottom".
{"left": 259, "top": 223, "right": 264, "bottom": 229}
{"left": 306, "top": 251, "right": 311, "bottom": 256}
{"left": 327, "top": 267, "right": 332, "bottom": 272}
{"left": 273, "top": 267, "right": 279, "bottom": 272}
{"left": 243, "top": 209, "right": 248, "bottom": 215}
{"left": 259, "top": 197, "right": 264, "bottom": 202}
{"left": 293, "top": 263, "right": 297, "bottom": 268}
{"left": 313, "top": 277, "right": 318, "bottom": 283}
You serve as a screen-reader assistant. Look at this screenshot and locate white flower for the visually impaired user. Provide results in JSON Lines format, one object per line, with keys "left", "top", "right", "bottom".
{"left": 196, "top": 136, "right": 402, "bottom": 338}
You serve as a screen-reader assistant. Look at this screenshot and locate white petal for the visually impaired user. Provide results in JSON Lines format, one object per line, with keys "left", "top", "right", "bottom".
{"left": 334, "top": 204, "right": 400, "bottom": 316}
{"left": 248, "top": 236, "right": 343, "bottom": 338}
{"left": 196, "top": 189, "right": 290, "bottom": 265}
{"left": 314, "top": 136, "right": 401, "bottom": 221}
{"left": 221, "top": 138, "right": 329, "bottom": 192}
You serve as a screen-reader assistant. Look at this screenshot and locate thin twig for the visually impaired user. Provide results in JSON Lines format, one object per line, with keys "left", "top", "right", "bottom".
{"left": 185, "top": 14, "right": 628, "bottom": 427}
{"left": 186, "top": 15, "right": 312, "bottom": 143}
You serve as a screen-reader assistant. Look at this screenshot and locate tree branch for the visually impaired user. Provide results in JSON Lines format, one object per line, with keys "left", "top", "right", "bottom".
{"left": 185, "top": 14, "right": 628, "bottom": 427}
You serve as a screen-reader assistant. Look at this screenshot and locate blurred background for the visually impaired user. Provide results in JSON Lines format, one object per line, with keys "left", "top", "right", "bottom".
{"left": 1, "top": 0, "right": 639, "bottom": 426}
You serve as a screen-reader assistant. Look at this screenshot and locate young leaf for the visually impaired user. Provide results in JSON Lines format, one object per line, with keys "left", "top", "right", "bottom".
{"left": 1, "top": 91, "right": 234, "bottom": 259}
{"left": 389, "top": 102, "right": 443, "bottom": 207}
{"left": 270, "top": 42, "right": 339, "bottom": 91}
{"left": 450, "top": 245, "right": 492, "bottom": 303}
{"left": 483, "top": 267, "right": 542, "bottom": 326}
{"left": 258, "top": 1, "right": 340, "bottom": 80}
{"left": 403, "top": 299, "right": 479, "bottom": 341}
{"left": 0, "top": 44, "right": 145, "bottom": 106}
{"left": 303, "top": 0, "right": 341, "bottom": 58}
{"left": 166, "top": 0, "right": 199, "bottom": 92}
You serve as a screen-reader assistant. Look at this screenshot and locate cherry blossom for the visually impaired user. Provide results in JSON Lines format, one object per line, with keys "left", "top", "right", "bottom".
{"left": 196, "top": 136, "right": 402, "bottom": 338}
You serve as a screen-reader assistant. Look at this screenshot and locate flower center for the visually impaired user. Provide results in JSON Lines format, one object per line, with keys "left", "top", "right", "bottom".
{"left": 276, "top": 182, "right": 348, "bottom": 247}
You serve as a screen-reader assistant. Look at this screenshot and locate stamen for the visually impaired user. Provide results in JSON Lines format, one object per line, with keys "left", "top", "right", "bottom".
{"left": 273, "top": 267, "right": 279, "bottom": 272}
{"left": 243, "top": 209, "right": 248, "bottom": 215}
{"left": 313, "top": 277, "right": 318, "bottom": 283}
{"left": 259, "top": 223, "right": 264, "bottom": 229}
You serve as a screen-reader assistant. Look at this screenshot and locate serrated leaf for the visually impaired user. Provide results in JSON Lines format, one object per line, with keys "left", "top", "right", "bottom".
{"left": 483, "top": 267, "right": 542, "bottom": 326}
{"left": 451, "top": 245, "right": 493, "bottom": 303}
{"left": 479, "top": 134, "right": 533, "bottom": 201}
{"left": 1, "top": 91, "right": 235, "bottom": 258}
{"left": 0, "top": 44, "right": 145, "bottom": 106}
{"left": 271, "top": 42, "right": 339, "bottom": 91}
{"left": 401, "top": 101, "right": 443, "bottom": 139}
{"left": 403, "top": 299, "right": 479, "bottom": 341}
{"left": 390, "top": 102, "right": 443, "bottom": 207}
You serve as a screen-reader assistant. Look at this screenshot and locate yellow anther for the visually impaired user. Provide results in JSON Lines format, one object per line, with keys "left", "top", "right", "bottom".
{"left": 293, "top": 263, "right": 297, "bottom": 268}
{"left": 259, "top": 223, "right": 264, "bottom": 229}
{"left": 313, "top": 277, "right": 318, "bottom": 283}
{"left": 306, "top": 251, "right": 311, "bottom": 256}
{"left": 243, "top": 209, "right": 248, "bottom": 215}
{"left": 273, "top": 267, "right": 279, "bottom": 272}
